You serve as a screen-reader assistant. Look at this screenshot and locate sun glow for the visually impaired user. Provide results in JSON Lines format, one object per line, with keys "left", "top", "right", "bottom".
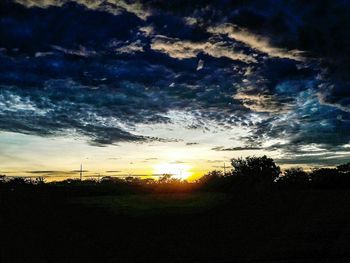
{"left": 153, "top": 163, "right": 192, "bottom": 179}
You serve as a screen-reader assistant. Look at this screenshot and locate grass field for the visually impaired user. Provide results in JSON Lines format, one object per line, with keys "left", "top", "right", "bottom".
{"left": 3, "top": 188, "right": 350, "bottom": 262}
{"left": 71, "top": 193, "right": 230, "bottom": 216}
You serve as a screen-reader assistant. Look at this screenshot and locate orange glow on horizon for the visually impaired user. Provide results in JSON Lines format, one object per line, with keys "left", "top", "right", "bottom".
{"left": 153, "top": 163, "right": 192, "bottom": 180}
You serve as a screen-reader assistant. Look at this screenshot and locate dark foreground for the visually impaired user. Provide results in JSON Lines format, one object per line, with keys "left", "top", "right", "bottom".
{"left": 2, "top": 187, "right": 350, "bottom": 263}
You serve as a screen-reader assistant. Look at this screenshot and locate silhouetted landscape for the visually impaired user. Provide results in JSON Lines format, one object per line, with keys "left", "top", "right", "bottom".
{"left": 2, "top": 0, "right": 350, "bottom": 262}
{"left": 2, "top": 156, "right": 350, "bottom": 263}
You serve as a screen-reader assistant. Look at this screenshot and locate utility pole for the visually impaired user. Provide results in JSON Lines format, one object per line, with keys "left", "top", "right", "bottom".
{"left": 80, "top": 163, "right": 83, "bottom": 181}
{"left": 223, "top": 162, "right": 226, "bottom": 175}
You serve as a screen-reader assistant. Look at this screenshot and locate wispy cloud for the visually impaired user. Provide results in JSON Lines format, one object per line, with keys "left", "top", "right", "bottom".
{"left": 211, "top": 146, "right": 263, "bottom": 151}
{"left": 14, "top": 0, "right": 151, "bottom": 20}
{"left": 207, "top": 23, "right": 304, "bottom": 61}
{"left": 151, "top": 35, "right": 256, "bottom": 63}
{"left": 2, "top": 0, "right": 350, "bottom": 168}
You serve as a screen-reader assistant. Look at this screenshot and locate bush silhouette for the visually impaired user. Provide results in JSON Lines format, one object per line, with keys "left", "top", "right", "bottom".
{"left": 0, "top": 174, "right": 6, "bottom": 183}
{"left": 337, "top": 162, "right": 350, "bottom": 173}
{"left": 158, "top": 174, "right": 173, "bottom": 183}
{"left": 197, "top": 170, "right": 226, "bottom": 190}
{"left": 198, "top": 156, "right": 281, "bottom": 191}
{"left": 231, "top": 155, "right": 281, "bottom": 185}
{"left": 278, "top": 167, "right": 309, "bottom": 185}
{"left": 310, "top": 167, "right": 350, "bottom": 188}
{"left": 9, "top": 177, "right": 29, "bottom": 186}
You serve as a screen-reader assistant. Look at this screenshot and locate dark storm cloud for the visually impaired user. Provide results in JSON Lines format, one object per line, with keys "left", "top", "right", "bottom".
{"left": 0, "top": 2, "right": 251, "bottom": 145}
{"left": 186, "top": 142, "right": 198, "bottom": 145}
{"left": 212, "top": 146, "right": 263, "bottom": 151}
{"left": 26, "top": 170, "right": 77, "bottom": 176}
{"left": 142, "top": 0, "right": 350, "bottom": 111}
{"left": 1, "top": 0, "right": 350, "bottom": 164}
{"left": 0, "top": 80, "right": 179, "bottom": 145}
{"left": 275, "top": 154, "right": 350, "bottom": 166}
{"left": 27, "top": 170, "right": 61, "bottom": 174}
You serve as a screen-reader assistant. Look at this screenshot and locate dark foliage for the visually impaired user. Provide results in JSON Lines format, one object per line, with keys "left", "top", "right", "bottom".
{"left": 197, "top": 158, "right": 350, "bottom": 191}
{"left": 278, "top": 167, "right": 310, "bottom": 186}
{"left": 337, "top": 162, "right": 350, "bottom": 173}
{"left": 231, "top": 155, "right": 281, "bottom": 182}
{"left": 197, "top": 156, "right": 282, "bottom": 192}
{"left": 2, "top": 158, "right": 350, "bottom": 262}
{"left": 276, "top": 162, "right": 350, "bottom": 189}
{"left": 228, "top": 155, "right": 281, "bottom": 191}
{"left": 309, "top": 167, "right": 350, "bottom": 188}
{"left": 197, "top": 170, "right": 225, "bottom": 190}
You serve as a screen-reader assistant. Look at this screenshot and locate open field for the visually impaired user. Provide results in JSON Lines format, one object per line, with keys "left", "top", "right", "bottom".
{"left": 71, "top": 193, "right": 230, "bottom": 216}
{"left": 2, "top": 187, "right": 350, "bottom": 263}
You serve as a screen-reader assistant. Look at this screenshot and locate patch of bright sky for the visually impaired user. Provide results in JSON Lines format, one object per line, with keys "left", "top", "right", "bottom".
{"left": 0, "top": 110, "right": 272, "bottom": 181}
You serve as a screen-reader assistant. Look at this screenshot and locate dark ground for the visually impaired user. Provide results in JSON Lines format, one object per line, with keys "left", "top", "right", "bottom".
{"left": 2, "top": 186, "right": 350, "bottom": 263}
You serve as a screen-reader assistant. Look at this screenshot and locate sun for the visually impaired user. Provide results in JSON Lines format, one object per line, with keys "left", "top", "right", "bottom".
{"left": 153, "top": 163, "right": 192, "bottom": 180}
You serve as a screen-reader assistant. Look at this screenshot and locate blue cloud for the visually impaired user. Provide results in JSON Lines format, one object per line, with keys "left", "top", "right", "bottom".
{"left": 0, "top": 0, "right": 350, "bottom": 163}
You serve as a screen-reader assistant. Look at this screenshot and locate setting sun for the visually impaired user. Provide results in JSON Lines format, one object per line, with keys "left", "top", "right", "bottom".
{"left": 153, "top": 163, "right": 192, "bottom": 179}
{"left": 2, "top": 1, "right": 350, "bottom": 262}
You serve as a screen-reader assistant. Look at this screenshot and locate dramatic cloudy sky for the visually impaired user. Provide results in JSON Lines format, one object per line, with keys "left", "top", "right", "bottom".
{"left": 1, "top": 0, "right": 350, "bottom": 179}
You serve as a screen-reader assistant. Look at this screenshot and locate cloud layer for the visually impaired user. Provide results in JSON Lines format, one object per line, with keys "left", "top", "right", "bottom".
{"left": 1, "top": 0, "right": 350, "bottom": 164}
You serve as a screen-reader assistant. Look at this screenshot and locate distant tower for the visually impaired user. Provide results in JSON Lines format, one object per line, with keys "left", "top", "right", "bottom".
{"left": 80, "top": 164, "right": 83, "bottom": 181}
{"left": 223, "top": 162, "right": 226, "bottom": 175}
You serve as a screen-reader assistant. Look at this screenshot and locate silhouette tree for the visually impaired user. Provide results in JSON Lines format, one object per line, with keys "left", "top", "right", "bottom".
{"left": 197, "top": 170, "right": 225, "bottom": 190}
{"left": 231, "top": 155, "right": 281, "bottom": 185}
{"left": 0, "top": 174, "right": 6, "bottom": 183}
{"left": 337, "top": 162, "right": 350, "bottom": 173}
{"left": 198, "top": 170, "right": 223, "bottom": 183}
{"left": 7, "top": 177, "right": 29, "bottom": 190}
{"left": 35, "top": 176, "right": 45, "bottom": 185}
{"left": 158, "top": 174, "right": 173, "bottom": 183}
{"left": 309, "top": 167, "right": 350, "bottom": 188}
{"left": 279, "top": 167, "right": 309, "bottom": 185}
{"left": 143, "top": 178, "right": 155, "bottom": 184}
{"left": 125, "top": 176, "right": 142, "bottom": 184}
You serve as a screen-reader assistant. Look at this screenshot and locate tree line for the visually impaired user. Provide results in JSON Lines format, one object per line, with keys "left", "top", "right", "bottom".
{"left": 1, "top": 156, "right": 350, "bottom": 193}
{"left": 198, "top": 156, "right": 350, "bottom": 190}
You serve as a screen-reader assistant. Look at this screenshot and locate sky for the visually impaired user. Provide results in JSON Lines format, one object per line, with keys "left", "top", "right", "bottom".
{"left": 0, "top": 0, "right": 350, "bottom": 180}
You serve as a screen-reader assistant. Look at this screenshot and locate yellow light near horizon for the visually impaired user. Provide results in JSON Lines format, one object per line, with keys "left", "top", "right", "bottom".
{"left": 153, "top": 163, "right": 192, "bottom": 180}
